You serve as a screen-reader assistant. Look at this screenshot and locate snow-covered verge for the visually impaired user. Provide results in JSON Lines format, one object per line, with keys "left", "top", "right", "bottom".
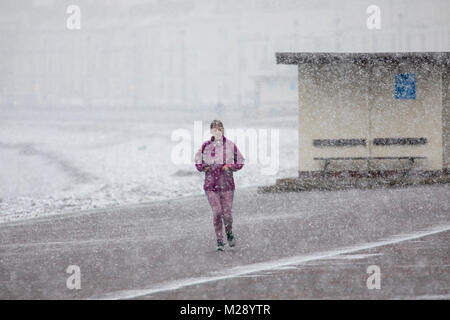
{"left": 0, "top": 108, "right": 298, "bottom": 223}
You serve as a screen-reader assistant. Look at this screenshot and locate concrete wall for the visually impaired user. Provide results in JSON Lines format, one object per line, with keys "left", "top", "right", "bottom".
{"left": 298, "top": 60, "right": 446, "bottom": 173}
{"left": 442, "top": 65, "right": 450, "bottom": 169}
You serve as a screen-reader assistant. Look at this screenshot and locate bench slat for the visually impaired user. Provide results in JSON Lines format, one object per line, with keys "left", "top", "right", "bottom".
{"left": 313, "top": 139, "right": 367, "bottom": 147}
{"left": 373, "top": 137, "right": 427, "bottom": 145}
{"left": 313, "top": 157, "right": 427, "bottom": 160}
{"left": 313, "top": 157, "right": 427, "bottom": 177}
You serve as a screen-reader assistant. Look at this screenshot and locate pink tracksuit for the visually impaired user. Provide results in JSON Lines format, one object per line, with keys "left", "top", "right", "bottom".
{"left": 195, "top": 135, "right": 245, "bottom": 242}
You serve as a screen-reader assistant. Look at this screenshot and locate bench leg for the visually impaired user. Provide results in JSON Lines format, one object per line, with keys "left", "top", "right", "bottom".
{"left": 323, "top": 159, "right": 330, "bottom": 177}
{"left": 407, "top": 158, "right": 415, "bottom": 176}
{"left": 402, "top": 158, "right": 415, "bottom": 177}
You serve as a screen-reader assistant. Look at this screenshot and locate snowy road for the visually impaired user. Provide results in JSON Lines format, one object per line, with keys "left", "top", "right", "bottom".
{"left": 0, "top": 184, "right": 449, "bottom": 299}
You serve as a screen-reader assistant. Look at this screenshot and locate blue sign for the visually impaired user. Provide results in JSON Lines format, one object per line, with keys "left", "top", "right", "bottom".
{"left": 395, "top": 73, "right": 416, "bottom": 99}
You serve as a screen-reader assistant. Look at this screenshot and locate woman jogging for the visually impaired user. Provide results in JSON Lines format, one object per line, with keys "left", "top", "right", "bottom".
{"left": 195, "top": 120, "right": 245, "bottom": 251}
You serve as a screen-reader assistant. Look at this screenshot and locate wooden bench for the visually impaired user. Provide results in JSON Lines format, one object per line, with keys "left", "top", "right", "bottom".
{"left": 313, "top": 156, "right": 427, "bottom": 177}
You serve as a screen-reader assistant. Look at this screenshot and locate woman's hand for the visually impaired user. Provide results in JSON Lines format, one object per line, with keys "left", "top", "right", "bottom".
{"left": 204, "top": 165, "right": 211, "bottom": 172}
{"left": 222, "top": 164, "right": 230, "bottom": 171}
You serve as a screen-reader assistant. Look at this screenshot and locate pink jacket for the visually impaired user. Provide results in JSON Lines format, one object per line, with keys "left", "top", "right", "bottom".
{"left": 195, "top": 135, "right": 245, "bottom": 191}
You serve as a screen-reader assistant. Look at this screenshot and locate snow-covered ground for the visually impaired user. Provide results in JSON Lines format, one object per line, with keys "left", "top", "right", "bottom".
{"left": 0, "top": 107, "right": 298, "bottom": 223}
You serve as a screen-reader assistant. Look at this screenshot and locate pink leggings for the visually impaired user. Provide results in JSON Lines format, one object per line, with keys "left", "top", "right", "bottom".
{"left": 205, "top": 190, "right": 234, "bottom": 242}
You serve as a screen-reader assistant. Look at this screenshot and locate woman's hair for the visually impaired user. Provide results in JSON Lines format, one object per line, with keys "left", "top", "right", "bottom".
{"left": 210, "top": 120, "right": 224, "bottom": 130}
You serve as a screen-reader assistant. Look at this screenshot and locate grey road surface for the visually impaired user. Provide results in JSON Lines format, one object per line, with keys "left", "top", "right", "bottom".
{"left": 0, "top": 184, "right": 449, "bottom": 299}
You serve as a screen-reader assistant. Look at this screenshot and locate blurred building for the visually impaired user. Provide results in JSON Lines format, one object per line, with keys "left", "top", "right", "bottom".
{"left": 0, "top": 0, "right": 449, "bottom": 111}
{"left": 276, "top": 52, "right": 450, "bottom": 176}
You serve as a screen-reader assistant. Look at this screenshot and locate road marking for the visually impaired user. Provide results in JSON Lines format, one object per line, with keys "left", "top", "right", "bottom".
{"left": 407, "top": 294, "right": 450, "bottom": 300}
{"left": 92, "top": 223, "right": 450, "bottom": 300}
